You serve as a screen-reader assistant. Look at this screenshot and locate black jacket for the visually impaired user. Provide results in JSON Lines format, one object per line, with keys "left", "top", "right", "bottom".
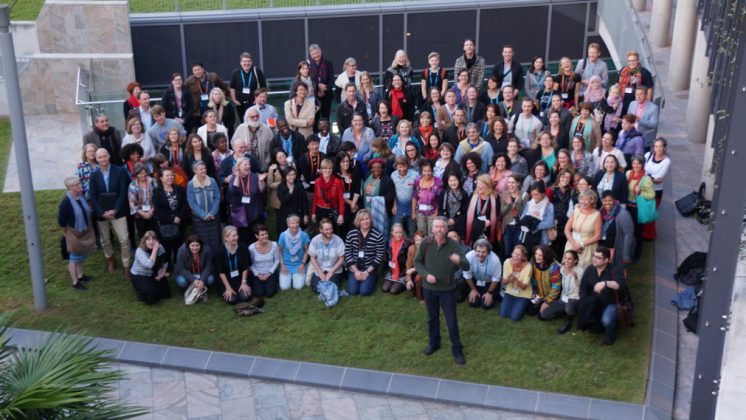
{"left": 269, "top": 130, "right": 308, "bottom": 164}
{"left": 58, "top": 195, "right": 92, "bottom": 228}
{"left": 89, "top": 165, "right": 130, "bottom": 220}
{"left": 161, "top": 85, "right": 195, "bottom": 122}
{"left": 385, "top": 88, "right": 416, "bottom": 122}
{"left": 492, "top": 61, "right": 525, "bottom": 92}
{"left": 153, "top": 185, "right": 187, "bottom": 225}
{"left": 336, "top": 100, "right": 369, "bottom": 134}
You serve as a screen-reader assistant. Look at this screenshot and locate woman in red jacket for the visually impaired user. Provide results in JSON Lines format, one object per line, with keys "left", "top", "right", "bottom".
{"left": 311, "top": 159, "right": 345, "bottom": 233}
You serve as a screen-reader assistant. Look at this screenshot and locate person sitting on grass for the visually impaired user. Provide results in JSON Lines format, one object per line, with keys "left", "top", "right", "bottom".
{"left": 540, "top": 250, "right": 583, "bottom": 334}
{"left": 529, "top": 245, "right": 562, "bottom": 319}
{"left": 129, "top": 230, "right": 171, "bottom": 305}
{"left": 463, "top": 239, "right": 502, "bottom": 310}
{"left": 381, "top": 223, "right": 411, "bottom": 295}
{"left": 249, "top": 223, "right": 281, "bottom": 297}
{"left": 215, "top": 225, "right": 252, "bottom": 305}
{"left": 308, "top": 218, "right": 346, "bottom": 292}
{"left": 577, "top": 246, "right": 627, "bottom": 345}
{"left": 174, "top": 234, "right": 215, "bottom": 294}
{"left": 278, "top": 214, "right": 310, "bottom": 292}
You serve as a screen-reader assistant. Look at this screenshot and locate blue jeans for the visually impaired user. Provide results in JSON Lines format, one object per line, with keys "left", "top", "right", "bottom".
{"left": 500, "top": 293, "right": 530, "bottom": 321}
{"left": 503, "top": 224, "right": 521, "bottom": 260}
{"left": 424, "top": 288, "right": 463, "bottom": 356}
{"left": 175, "top": 274, "right": 215, "bottom": 289}
{"left": 347, "top": 270, "right": 377, "bottom": 296}
{"left": 601, "top": 304, "right": 618, "bottom": 342}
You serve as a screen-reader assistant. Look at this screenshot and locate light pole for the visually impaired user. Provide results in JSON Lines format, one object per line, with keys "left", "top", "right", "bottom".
{"left": 0, "top": 4, "right": 46, "bottom": 310}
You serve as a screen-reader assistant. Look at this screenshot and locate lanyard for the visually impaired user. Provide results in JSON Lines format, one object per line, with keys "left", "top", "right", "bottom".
{"left": 137, "top": 181, "right": 150, "bottom": 204}
{"left": 320, "top": 239, "right": 332, "bottom": 262}
{"left": 576, "top": 118, "right": 586, "bottom": 134}
{"left": 477, "top": 196, "right": 489, "bottom": 215}
{"left": 226, "top": 249, "right": 238, "bottom": 272}
{"left": 540, "top": 90, "right": 552, "bottom": 110}
{"left": 192, "top": 253, "right": 201, "bottom": 274}
{"left": 240, "top": 68, "right": 254, "bottom": 89}
{"left": 429, "top": 68, "right": 439, "bottom": 87}
{"left": 561, "top": 73, "right": 574, "bottom": 92}
{"left": 239, "top": 174, "right": 252, "bottom": 196}
{"left": 482, "top": 124, "right": 489, "bottom": 137}
{"left": 198, "top": 78, "right": 211, "bottom": 94}
{"left": 309, "top": 153, "right": 319, "bottom": 176}
{"left": 281, "top": 135, "right": 292, "bottom": 154}
{"left": 477, "top": 257, "right": 489, "bottom": 283}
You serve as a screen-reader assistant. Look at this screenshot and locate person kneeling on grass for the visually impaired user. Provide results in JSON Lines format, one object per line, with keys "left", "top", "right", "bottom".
{"left": 528, "top": 245, "right": 562, "bottom": 319}
{"left": 463, "top": 239, "right": 502, "bottom": 310}
{"left": 540, "top": 250, "right": 583, "bottom": 334}
{"left": 344, "top": 209, "right": 386, "bottom": 296}
{"left": 577, "top": 246, "right": 626, "bottom": 345}
{"left": 499, "top": 244, "right": 533, "bottom": 321}
{"left": 215, "top": 225, "right": 252, "bottom": 305}
{"left": 382, "top": 223, "right": 411, "bottom": 295}
{"left": 308, "top": 218, "right": 346, "bottom": 292}
{"left": 278, "top": 215, "right": 310, "bottom": 292}
{"left": 174, "top": 234, "right": 215, "bottom": 294}
{"left": 249, "top": 224, "right": 281, "bottom": 297}
{"left": 129, "top": 230, "right": 171, "bottom": 305}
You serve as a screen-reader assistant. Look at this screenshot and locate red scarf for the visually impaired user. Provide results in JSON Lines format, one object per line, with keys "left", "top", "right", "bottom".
{"left": 390, "top": 88, "right": 406, "bottom": 118}
{"left": 128, "top": 95, "right": 140, "bottom": 109}
{"left": 419, "top": 125, "right": 433, "bottom": 142}
{"left": 618, "top": 66, "right": 641, "bottom": 95}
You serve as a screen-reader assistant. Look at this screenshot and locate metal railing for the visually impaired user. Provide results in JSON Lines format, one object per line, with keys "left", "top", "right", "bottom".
{"left": 131, "top": 0, "right": 424, "bottom": 14}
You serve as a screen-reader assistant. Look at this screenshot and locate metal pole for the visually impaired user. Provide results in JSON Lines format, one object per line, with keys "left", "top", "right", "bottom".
{"left": 0, "top": 5, "right": 46, "bottom": 311}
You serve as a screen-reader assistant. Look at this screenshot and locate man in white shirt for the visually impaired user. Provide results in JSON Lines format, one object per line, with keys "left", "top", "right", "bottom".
{"left": 308, "top": 219, "right": 346, "bottom": 292}
{"left": 463, "top": 239, "right": 502, "bottom": 309}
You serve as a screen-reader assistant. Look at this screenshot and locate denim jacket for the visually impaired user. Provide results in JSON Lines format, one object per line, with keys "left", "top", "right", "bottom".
{"left": 187, "top": 176, "right": 221, "bottom": 220}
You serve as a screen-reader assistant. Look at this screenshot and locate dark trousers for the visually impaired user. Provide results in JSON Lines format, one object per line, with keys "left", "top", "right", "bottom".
{"left": 466, "top": 285, "right": 497, "bottom": 310}
{"left": 423, "top": 288, "right": 463, "bottom": 356}
{"left": 251, "top": 271, "right": 279, "bottom": 298}
{"left": 131, "top": 274, "right": 171, "bottom": 305}
{"left": 627, "top": 204, "right": 643, "bottom": 260}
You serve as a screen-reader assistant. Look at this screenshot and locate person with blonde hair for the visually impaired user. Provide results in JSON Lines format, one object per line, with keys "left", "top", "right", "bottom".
{"left": 215, "top": 225, "right": 252, "bottom": 305}
{"left": 129, "top": 230, "right": 171, "bottom": 304}
{"left": 344, "top": 209, "right": 386, "bottom": 296}
{"left": 464, "top": 174, "right": 499, "bottom": 246}
{"left": 383, "top": 49, "right": 413, "bottom": 91}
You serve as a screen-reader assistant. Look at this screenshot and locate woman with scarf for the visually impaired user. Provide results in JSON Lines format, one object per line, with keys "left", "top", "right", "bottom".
{"left": 412, "top": 161, "right": 443, "bottom": 234}
{"left": 544, "top": 250, "right": 584, "bottom": 334}
{"left": 423, "top": 133, "right": 441, "bottom": 163}
{"left": 626, "top": 155, "right": 656, "bottom": 261}
{"left": 277, "top": 167, "right": 310, "bottom": 234}
{"left": 207, "top": 87, "right": 237, "bottom": 139}
{"left": 278, "top": 215, "right": 310, "bottom": 292}
{"left": 464, "top": 174, "right": 499, "bottom": 247}
{"left": 550, "top": 168, "right": 574, "bottom": 257}
{"left": 500, "top": 244, "right": 533, "bottom": 321}
{"left": 123, "top": 81, "right": 141, "bottom": 120}
{"left": 59, "top": 176, "right": 96, "bottom": 290}
{"left": 604, "top": 85, "right": 624, "bottom": 134}
{"left": 599, "top": 191, "right": 635, "bottom": 272}
{"left": 570, "top": 135, "right": 598, "bottom": 178}
{"left": 489, "top": 153, "right": 513, "bottom": 195}
{"left": 618, "top": 51, "right": 654, "bottom": 113}
{"left": 518, "top": 180, "right": 555, "bottom": 252}
{"left": 361, "top": 158, "right": 397, "bottom": 238}
{"left": 228, "top": 157, "right": 266, "bottom": 244}
{"left": 382, "top": 223, "right": 410, "bottom": 295}
{"left": 312, "top": 158, "right": 345, "bottom": 230}
{"left": 385, "top": 74, "right": 415, "bottom": 122}
{"left": 529, "top": 245, "right": 562, "bottom": 319}
{"left": 413, "top": 111, "right": 438, "bottom": 147}
{"left": 128, "top": 162, "right": 158, "bottom": 238}
{"left": 438, "top": 173, "right": 469, "bottom": 238}
{"left": 583, "top": 75, "right": 608, "bottom": 112}
{"left": 564, "top": 189, "right": 602, "bottom": 270}
{"left": 160, "top": 127, "right": 189, "bottom": 188}
{"left": 500, "top": 174, "right": 526, "bottom": 258}
{"left": 569, "top": 102, "right": 603, "bottom": 151}
{"left": 267, "top": 149, "right": 294, "bottom": 221}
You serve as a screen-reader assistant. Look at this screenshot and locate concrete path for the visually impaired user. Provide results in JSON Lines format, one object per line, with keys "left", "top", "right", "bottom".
{"left": 3, "top": 113, "right": 82, "bottom": 192}
{"left": 114, "top": 363, "right": 553, "bottom": 420}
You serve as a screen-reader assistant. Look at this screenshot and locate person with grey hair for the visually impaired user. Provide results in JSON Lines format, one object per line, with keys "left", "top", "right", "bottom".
{"left": 308, "top": 44, "right": 335, "bottom": 123}
{"left": 334, "top": 57, "right": 362, "bottom": 103}
{"left": 463, "top": 239, "right": 502, "bottom": 309}
{"left": 128, "top": 162, "right": 158, "bottom": 238}
{"left": 83, "top": 113, "right": 123, "bottom": 165}
{"left": 382, "top": 223, "right": 411, "bottom": 295}
{"left": 59, "top": 176, "right": 95, "bottom": 290}
{"left": 454, "top": 122, "right": 493, "bottom": 173}
{"left": 232, "top": 106, "right": 273, "bottom": 171}
{"left": 414, "top": 216, "right": 470, "bottom": 365}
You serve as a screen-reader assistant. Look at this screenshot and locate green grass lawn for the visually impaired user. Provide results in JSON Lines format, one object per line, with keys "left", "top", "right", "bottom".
{"left": 0, "top": 120, "right": 652, "bottom": 402}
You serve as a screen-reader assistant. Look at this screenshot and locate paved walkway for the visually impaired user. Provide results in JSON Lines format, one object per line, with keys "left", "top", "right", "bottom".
{"left": 114, "top": 363, "right": 553, "bottom": 420}
{"left": 633, "top": 5, "right": 709, "bottom": 420}
{"left": 3, "top": 113, "right": 82, "bottom": 192}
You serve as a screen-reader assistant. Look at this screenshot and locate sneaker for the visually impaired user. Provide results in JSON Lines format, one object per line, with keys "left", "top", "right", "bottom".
{"left": 557, "top": 323, "right": 572, "bottom": 335}
{"left": 73, "top": 282, "right": 88, "bottom": 291}
{"left": 421, "top": 345, "right": 440, "bottom": 356}
{"left": 454, "top": 354, "right": 466, "bottom": 366}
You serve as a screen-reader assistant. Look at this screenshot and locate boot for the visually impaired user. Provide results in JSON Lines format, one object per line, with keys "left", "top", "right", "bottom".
{"left": 123, "top": 266, "right": 131, "bottom": 281}
{"left": 557, "top": 315, "right": 574, "bottom": 335}
{"left": 107, "top": 257, "right": 116, "bottom": 273}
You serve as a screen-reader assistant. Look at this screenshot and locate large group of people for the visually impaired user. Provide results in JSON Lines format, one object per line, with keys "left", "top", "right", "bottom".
{"left": 61, "top": 40, "right": 669, "bottom": 364}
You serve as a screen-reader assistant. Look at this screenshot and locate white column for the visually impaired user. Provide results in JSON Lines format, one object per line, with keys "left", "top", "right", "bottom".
{"left": 686, "top": 29, "right": 711, "bottom": 145}
{"left": 668, "top": 0, "right": 698, "bottom": 90}
{"left": 631, "top": 0, "right": 647, "bottom": 12}
{"left": 649, "top": 0, "right": 673, "bottom": 47}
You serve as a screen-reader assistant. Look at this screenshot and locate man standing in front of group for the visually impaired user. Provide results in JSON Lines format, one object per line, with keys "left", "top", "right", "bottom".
{"left": 414, "top": 216, "right": 470, "bottom": 365}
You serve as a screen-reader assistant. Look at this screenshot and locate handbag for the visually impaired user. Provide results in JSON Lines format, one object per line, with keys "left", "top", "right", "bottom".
{"left": 159, "top": 224, "right": 180, "bottom": 241}
{"left": 675, "top": 182, "right": 705, "bottom": 217}
{"left": 615, "top": 288, "right": 635, "bottom": 329}
{"left": 636, "top": 194, "right": 658, "bottom": 224}
{"left": 184, "top": 282, "right": 208, "bottom": 305}
{"left": 62, "top": 224, "right": 96, "bottom": 254}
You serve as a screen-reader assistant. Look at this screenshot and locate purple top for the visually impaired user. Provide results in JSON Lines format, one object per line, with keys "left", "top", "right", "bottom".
{"left": 413, "top": 175, "right": 443, "bottom": 216}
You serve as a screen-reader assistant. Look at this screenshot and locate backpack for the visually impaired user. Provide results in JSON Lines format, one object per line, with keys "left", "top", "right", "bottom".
{"left": 674, "top": 252, "right": 707, "bottom": 286}
{"left": 615, "top": 284, "right": 635, "bottom": 329}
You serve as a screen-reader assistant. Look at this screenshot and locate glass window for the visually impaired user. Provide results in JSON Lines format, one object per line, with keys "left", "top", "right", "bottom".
{"left": 308, "top": 16, "right": 379, "bottom": 76}
{"left": 479, "top": 7, "right": 549, "bottom": 66}
{"left": 262, "top": 19, "right": 306, "bottom": 79}
{"left": 406, "top": 11, "right": 477, "bottom": 72}
{"left": 131, "top": 25, "right": 183, "bottom": 87}
{"left": 548, "top": 3, "right": 587, "bottom": 61}
{"left": 382, "top": 14, "right": 404, "bottom": 80}
{"left": 184, "top": 22, "right": 260, "bottom": 81}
